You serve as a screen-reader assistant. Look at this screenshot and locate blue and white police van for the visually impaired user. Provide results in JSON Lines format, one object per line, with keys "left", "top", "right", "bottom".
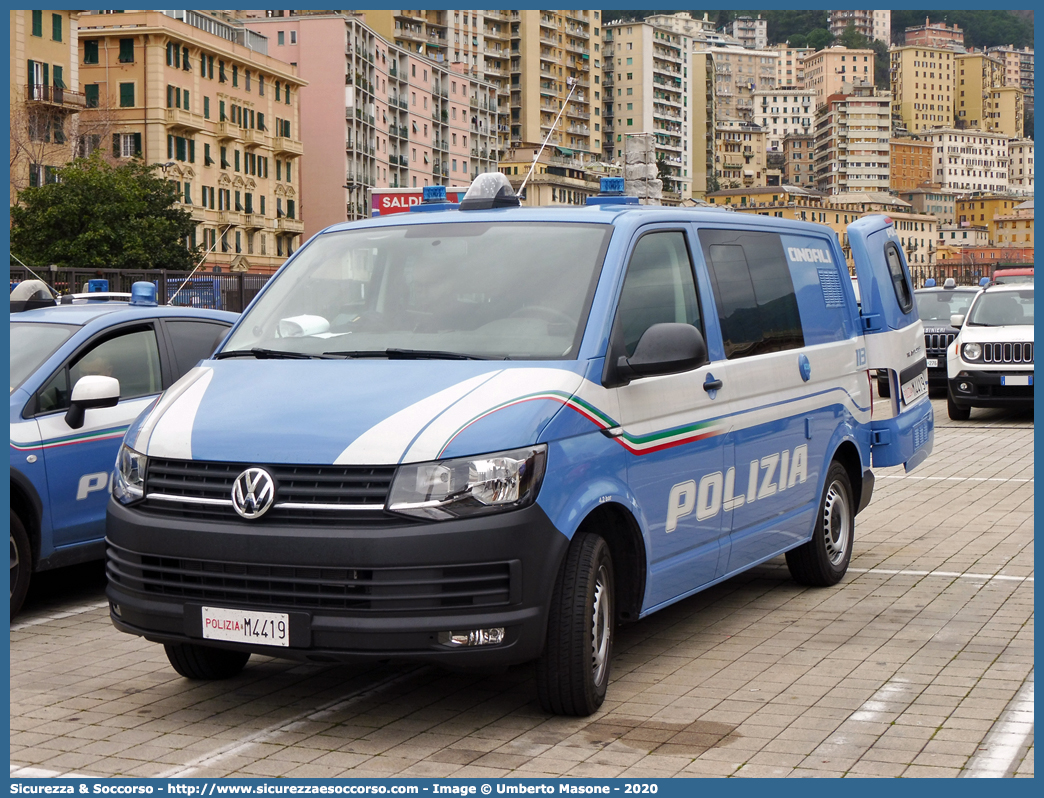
{"left": 9, "top": 282, "right": 236, "bottom": 617}
{"left": 105, "top": 175, "right": 933, "bottom": 715}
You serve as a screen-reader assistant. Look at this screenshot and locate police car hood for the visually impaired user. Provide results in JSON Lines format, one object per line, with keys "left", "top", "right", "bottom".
{"left": 129, "top": 360, "right": 592, "bottom": 465}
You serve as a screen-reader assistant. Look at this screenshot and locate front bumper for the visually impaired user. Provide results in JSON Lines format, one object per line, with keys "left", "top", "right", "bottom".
{"left": 106, "top": 499, "right": 569, "bottom": 668}
{"left": 948, "top": 369, "right": 1034, "bottom": 409}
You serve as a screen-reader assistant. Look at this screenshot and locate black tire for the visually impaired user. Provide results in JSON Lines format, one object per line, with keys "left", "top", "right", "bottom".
{"left": 10, "top": 511, "right": 32, "bottom": 620}
{"left": 164, "top": 643, "right": 250, "bottom": 680}
{"left": 877, "top": 376, "right": 890, "bottom": 398}
{"left": 786, "top": 461, "right": 854, "bottom": 587}
{"left": 536, "top": 532, "right": 614, "bottom": 716}
{"left": 947, "top": 387, "right": 971, "bottom": 420}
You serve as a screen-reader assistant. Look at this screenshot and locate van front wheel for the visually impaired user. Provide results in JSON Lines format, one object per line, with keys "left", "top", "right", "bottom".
{"left": 537, "top": 532, "right": 614, "bottom": 716}
{"left": 786, "top": 461, "right": 854, "bottom": 587}
{"left": 164, "top": 643, "right": 250, "bottom": 680}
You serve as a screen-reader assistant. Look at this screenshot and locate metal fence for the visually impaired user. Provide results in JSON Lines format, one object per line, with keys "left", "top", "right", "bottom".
{"left": 10, "top": 267, "right": 272, "bottom": 313}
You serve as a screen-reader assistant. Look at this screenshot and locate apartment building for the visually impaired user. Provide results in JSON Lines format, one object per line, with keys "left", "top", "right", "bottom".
{"left": 924, "top": 128, "right": 1009, "bottom": 194}
{"left": 828, "top": 10, "right": 891, "bottom": 45}
{"left": 994, "top": 199, "right": 1033, "bottom": 248}
{"left": 689, "top": 51, "right": 716, "bottom": 198}
{"left": 803, "top": 47, "right": 875, "bottom": 109}
{"left": 898, "top": 185, "right": 956, "bottom": 225}
{"left": 503, "top": 10, "right": 600, "bottom": 161}
{"left": 753, "top": 89, "right": 814, "bottom": 151}
{"left": 782, "top": 133, "right": 815, "bottom": 189}
{"left": 813, "top": 85, "right": 891, "bottom": 195}
{"left": 986, "top": 86, "right": 1025, "bottom": 139}
{"left": 938, "top": 224, "right": 989, "bottom": 248}
{"left": 729, "top": 16, "right": 767, "bottom": 51}
{"left": 889, "top": 45, "right": 956, "bottom": 133}
{"left": 76, "top": 10, "right": 305, "bottom": 273}
{"left": 241, "top": 13, "right": 498, "bottom": 237}
{"left": 702, "top": 44, "right": 778, "bottom": 122}
{"left": 890, "top": 136, "right": 934, "bottom": 192}
{"left": 10, "top": 9, "right": 87, "bottom": 203}
{"left": 498, "top": 146, "right": 609, "bottom": 207}
{"left": 956, "top": 52, "right": 1004, "bottom": 131}
{"left": 955, "top": 194, "right": 1024, "bottom": 245}
{"left": 602, "top": 20, "right": 688, "bottom": 195}
{"left": 643, "top": 12, "right": 717, "bottom": 39}
{"left": 1008, "top": 138, "right": 1033, "bottom": 195}
{"left": 714, "top": 120, "right": 767, "bottom": 187}
{"left": 986, "top": 45, "right": 1033, "bottom": 115}
{"left": 774, "top": 46, "right": 812, "bottom": 87}
{"left": 904, "top": 20, "right": 964, "bottom": 49}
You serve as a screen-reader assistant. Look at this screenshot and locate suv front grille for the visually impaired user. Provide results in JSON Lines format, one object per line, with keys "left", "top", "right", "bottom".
{"left": 141, "top": 458, "right": 401, "bottom": 526}
{"left": 925, "top": 332, "right": 956, "bottom": 354}
{"left": 982, "top": 342, "right": 1033, "bottom": 365}
{"left": 107, "top": 542, "right": 515, "bottom": 612}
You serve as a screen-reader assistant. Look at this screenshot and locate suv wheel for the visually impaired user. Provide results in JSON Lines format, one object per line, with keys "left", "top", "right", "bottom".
{"left": 10, "top": 511, "right": 31, "bottom": 619}
{"left": 947, "top": 386, "right": 971, "bottom": 421}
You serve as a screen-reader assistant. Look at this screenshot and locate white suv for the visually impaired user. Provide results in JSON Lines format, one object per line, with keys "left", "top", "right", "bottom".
{"left": 947, "top": 284, "right": 1034, "bottom": 420}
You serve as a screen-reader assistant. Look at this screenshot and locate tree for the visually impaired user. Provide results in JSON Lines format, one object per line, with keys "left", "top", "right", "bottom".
{"left": 806, "top": 28, "right": 834, "bottom": 51}
{"left": 10, "top": 153, "right": 200, "bottom": 271}
{"left": 656, "top": 154, "right": 677, "bottom": 194}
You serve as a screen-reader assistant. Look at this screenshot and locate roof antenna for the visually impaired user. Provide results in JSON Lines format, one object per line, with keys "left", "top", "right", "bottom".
{"left": 517, "top": 76, "right": 581, "bottom": 199}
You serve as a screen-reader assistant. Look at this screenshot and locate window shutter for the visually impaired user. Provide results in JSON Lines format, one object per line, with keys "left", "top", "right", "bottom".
{"left": 31, "top": 11, "right": 42, "bottom": 37}
{"left": 52, "top": 13, "right": 62, "bottom": 42}
{"left": 53, "top": 65, "right": 64, "bottom": 89}
{"left": 42, "top": 63, "right": 49, "bottom": 88}
{"left": 167, "top": 85, "right": 174, "bottom": 108}
{"left": 183, "top": 89, "right": 190, "bottom": 110}
{"left": 85, "top": 84, "right": 98, "bottom": 108}
{"left": 168, "top": 135, "right": 174, "bottom": 159}
{"left": 257, "top": 112, "right": 264, "bottom": 131}
{"left": 119, "top": 82, "right": 134, "bottom": 107}
{"left": 29, "top": 165, "right": 38, "bottom": 187}
{"left": 133, "top": 133, "right": 142, "bottom": 157}
{"left": 113, "top": 133, "right": 121, "bottom": 158}
{"left": 188, "top": 139, "right": 195, "bottom": 163}
{"left": 119, "top": 38, "right": 134, "bottom": 63}
{"left": 182, "top": 47, "right": 190, "bottom": 70}
{"left": 166, "top": 43, "right": 173, "bottom": 66}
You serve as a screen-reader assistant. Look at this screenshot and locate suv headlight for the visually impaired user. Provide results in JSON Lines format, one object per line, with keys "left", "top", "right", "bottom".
{"left": 388, "top": 445, "right": 547, "bottom": 521}
{"left": 112, "top": 443, "right": 147, "bottom": 505}
{"left": 962, "top": 342, "right": 982, "bottom": 361}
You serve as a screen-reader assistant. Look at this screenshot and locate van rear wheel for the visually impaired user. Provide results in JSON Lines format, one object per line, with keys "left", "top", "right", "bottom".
{"left": 536, "top": 532, "right": 614, "bottom": 716}
{"left": 164, "top": 643, "right": 250, "bottom": 680}
{"left": 786, "top": 461, "right": 853, "bottom": 587}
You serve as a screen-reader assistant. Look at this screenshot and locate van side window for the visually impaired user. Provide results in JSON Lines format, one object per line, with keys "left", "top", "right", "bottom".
{"left": 884, "top": 242, "right": 914, "bottom": 314}
{"left": 699, "top": 229, "right": 804, "bottom": 359}
{"left": 616, "top": 232, "right": 702, "bottom": 357}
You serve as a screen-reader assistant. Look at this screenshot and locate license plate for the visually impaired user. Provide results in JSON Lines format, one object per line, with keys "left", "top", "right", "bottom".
{"left": 1001, "top": 375, "right": 1032, "bottom": 386}
{"left": 202, "top": 606, "right": 289, "bottom": 647}
{"left": 901, "top": 369, "right": 929, "bottom": 405}
{"left": 926, "top": 358, "right": 939, "bottom": 369}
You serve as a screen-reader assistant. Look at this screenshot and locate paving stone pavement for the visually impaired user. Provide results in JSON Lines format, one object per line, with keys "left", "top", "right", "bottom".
{"left": 10, "top": 396, "right": 1033, "bottom": 778}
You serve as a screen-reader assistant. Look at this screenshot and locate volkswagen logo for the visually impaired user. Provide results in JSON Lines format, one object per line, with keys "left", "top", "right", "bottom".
{"left": 231, "top": 467, "right": 276, "bottom": 519}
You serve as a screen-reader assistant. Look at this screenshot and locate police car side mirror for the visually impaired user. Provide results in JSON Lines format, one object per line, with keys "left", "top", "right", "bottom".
{"left": 950, "top": 314, "right": 965, "bottom": 328}
{"left": 65, "top": 375, "right": 121, "bottom": 429}
{"left": 613, "top": 323, "right": 708, "bottom": 387}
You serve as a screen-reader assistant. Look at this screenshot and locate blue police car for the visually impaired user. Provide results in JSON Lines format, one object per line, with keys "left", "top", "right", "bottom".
{"left": 10, "top": 282, "right": 237, "bottom": 617}
{"left": 105, "top": 176, "right": 932, "bottom": 715}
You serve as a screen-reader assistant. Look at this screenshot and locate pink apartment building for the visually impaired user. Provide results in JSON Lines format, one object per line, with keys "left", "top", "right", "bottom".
{"left": 242, "top": 12, "right": 498, "bottom": 238}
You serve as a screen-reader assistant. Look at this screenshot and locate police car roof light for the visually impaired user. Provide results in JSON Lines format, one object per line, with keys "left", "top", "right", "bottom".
{"left": 923, "top": 278, "right": 936, "bottom": 287}
{"left": 410, "top": 184, "right": 460, "bottom": 213}
{"left": 586, "top": 176, "right": 639, "bottom": 207}
{"left": 458, "top": 173, "right": 520, "bottom": 211}
{"left": 943, "top": 278, "right": 956, "bottom": 289}
{"left": 979, "top": 277, "right": 991, "bottom": 287}
{"left": 600, "top": 177, "right": 625, "bottom": 195}
{"left": 130, "top": 281, "right": 158, "bottom": 307}
{"left": 422, "top": 185, "right": 447, "bottom": 203}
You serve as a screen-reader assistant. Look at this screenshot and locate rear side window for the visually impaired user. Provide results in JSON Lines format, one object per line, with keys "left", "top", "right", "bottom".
{"left": 885, "top": 242, "right": 914, "bottom": 314}
{"left": 165, "top": 320, "right": 229, "bottom": 379}
{"left": 699, "top": 229, "right": 804, "bottom": 359}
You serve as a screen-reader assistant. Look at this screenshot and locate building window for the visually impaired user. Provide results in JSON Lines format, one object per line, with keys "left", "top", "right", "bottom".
{"left": 290, "top": 30, "right": 297, "bottom": 45}
{"left": 51, "top": 13, "right": 62, "bottom": 42}
{"left": 119, "top": 82, "right": 135, "bottom": 107}
{"left": 84, "top": 84, "right": 99, "bottom": 108}
{"left": 118, "top": 38, "right": 134, "bottom": 63}
{"left": 277, "top": 31, "right": 285, "bottom": 46}
{"left": 113, "top": 132, "right": 142, "bottom": 159}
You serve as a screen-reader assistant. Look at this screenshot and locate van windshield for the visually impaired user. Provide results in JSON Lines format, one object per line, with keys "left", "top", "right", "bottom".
{"left": 222, "top": 221, "right": 612, "bottom": 360}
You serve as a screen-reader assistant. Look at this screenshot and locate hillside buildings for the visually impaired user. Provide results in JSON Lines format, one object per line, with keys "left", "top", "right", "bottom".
{"left": 904, "top": 20, "right": 964, "bottom": 48}
{"left": 924, "top": 128, "right": 1010, "bottom": 194}
{"left": 828, "top": 10, "right": 891, "bottom": 45}
{"left": 889, "top": 45, "right": 956, "bottom": 133}
{"left": 803, "top": 47, "right": 875, "bottom": 109}
{"left": 813, "top": 84, "right": 891, "bottom": 195}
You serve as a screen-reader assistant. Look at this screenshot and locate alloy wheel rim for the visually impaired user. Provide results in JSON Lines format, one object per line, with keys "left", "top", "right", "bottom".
{"left": 591, "top": 563, "right": 611, "bottom": 685}
{"left": 822, "top": 480, "right": 850, "bottom": 566}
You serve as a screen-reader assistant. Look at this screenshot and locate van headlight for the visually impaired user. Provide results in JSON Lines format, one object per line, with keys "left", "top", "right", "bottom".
{"left": 112, "top": 443, "right": 147, "bottom": 505}
{"left": 962, "top": 343, "right": 982, "bottom": 361}
{"left": 388, "top": 445, "right": 547, "bottom": 520}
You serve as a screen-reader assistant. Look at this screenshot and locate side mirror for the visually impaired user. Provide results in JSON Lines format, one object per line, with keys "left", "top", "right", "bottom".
{"left": 950, "top": 314, "right": 965, "bottom": 328}
{"left": 65, "top": 375, "right": 120, "bottom": 429}
{"left": 612, "top": 323, "right": 708, "bottom": 387}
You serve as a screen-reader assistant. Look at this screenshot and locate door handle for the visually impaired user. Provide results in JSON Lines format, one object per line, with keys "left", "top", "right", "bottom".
{"left": 703, "top": 377, "right": 723, "bottom": 392}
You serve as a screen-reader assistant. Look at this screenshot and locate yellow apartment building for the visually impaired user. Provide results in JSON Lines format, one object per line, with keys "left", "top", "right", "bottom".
{"left": 77, "top": 10, "right": 306, "bottom": 273}
{"left": 955, "top": 194, "right": 1024, "bottom": 245}
{"left": 889, "top": 45, "right": 956, "bottom": 133}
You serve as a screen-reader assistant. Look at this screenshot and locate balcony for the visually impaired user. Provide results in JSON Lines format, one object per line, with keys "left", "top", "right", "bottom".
{"left": 272, "top": 137, "right": 303, "bottom": 157}
{"left": 215, "top": 121, "right": 239, "bottom": 141}
{"left": 165, "top": 107, "right": 205, "bottom": 132}
{"left": 241, "top": 128, "right": 264, "bottom": 147}
{"left": 26, "top": 84, "right": 85, "bottom": 111}
{"left": 186, "top": 206, "right": 206, "bottom": 223}
{"left": 276, "top": 217, "right": 305, "bottom": 234}
{"left": 218, "top": 210, "right": 241, "bottom": 226}
{"left": 241, "top": 213, "right": 266, "bottom": 230}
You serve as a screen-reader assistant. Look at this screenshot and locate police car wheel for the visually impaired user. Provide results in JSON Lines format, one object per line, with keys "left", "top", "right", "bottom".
{"left": 536, "top": 531, "right": 614, "bottom": 716}
{"left": 947, "top": 387, "right": 971, "bottom": 421}
{"left": 164, "top": 643, "right": 250, "bottom": 680}
{"left": 786, "top": 462, "right": 853, "bottom": 587}
{"left": 10, "top": 511, "right": 31, "bottom": 620}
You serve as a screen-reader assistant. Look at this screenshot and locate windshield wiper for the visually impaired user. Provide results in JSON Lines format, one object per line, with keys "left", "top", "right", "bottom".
{"left": 325, "top": 348, "right": 498, "bottom": 360}
{"left": 214, "top": 348, "right": 336, "bottom": 360}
